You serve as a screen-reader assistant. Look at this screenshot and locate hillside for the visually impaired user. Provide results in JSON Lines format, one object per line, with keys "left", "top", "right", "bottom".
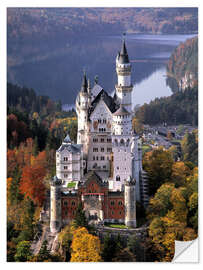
{"left": 135, "top": 87, "right": 198, "bottom": 126}
{"left": 8, "top": 8, "right": 198, "bottom": 44}
{"left": 166, "top": 36, "right": 198, "bottom": 92}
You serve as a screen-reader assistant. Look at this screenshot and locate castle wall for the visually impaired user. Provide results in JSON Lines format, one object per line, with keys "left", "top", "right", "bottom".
{"left": 50, "top": 185, "right": 62, "bottom": 233}
{"left": 124, "top": 183, "right": 136, "bottom": 227}
{"left": 56, "top": 149, "right": 82, "bottom": 187}
{"left": 111, "top": 136, "right": 133, "bottom": 191}
{"left": 88, "top": 100, "right": 113, "bottom": 171}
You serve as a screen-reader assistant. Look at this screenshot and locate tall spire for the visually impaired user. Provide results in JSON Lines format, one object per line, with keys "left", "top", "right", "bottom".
{"left": 81, "top": 71, "right": 88, "bottom": 92}
{"left": 118, "top": 35, "right": 129, "bottom": 64}
{"left": 121, "top": 39, "right": 128, "bottom": 56}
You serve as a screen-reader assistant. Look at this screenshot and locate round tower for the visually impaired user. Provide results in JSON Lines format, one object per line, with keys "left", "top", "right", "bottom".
{"left": 50, "top": 176, "right": 62, "bottom": 233}
{"left": 124, "top": 176, "right": 136, "bottom": 227}
{"left": 76, "top": 72, "right": 89, "bottom": 145}
{"left": 112, "top": 104, "right": 132, "bottom": 136}
{"left": 115, "top": 39, "right": 133, "bottom": 113}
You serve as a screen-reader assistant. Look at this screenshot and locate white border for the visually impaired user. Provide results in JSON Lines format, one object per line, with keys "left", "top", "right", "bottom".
{"left": 0, "top": 0, "right": 202, "bottom": 269}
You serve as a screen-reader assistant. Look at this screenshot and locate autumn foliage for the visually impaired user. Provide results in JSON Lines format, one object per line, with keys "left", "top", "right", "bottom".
{"left": 20, "top": 164, "right": 46, "bottom": 206}
{"left": 70, "top": 227, "right": 102, "bottom": 262}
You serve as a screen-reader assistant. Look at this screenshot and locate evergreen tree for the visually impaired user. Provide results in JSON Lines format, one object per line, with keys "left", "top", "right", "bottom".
{"left": 32, "top": 136, "right": 39, "bottom": 156}
{"left": 37, "top": 240, "right": 50, "bottom": 261}
{"left": 8, "top": 166, "right": 23, "bottom": 204}
{"left": 73, "top": 202, "right": 88, "bottom": 229}
{"left": 14, "top": 241, "right": 32, "bottom": 262}
{"left": 101, "top": 233, "right": 117, "bottom": 262}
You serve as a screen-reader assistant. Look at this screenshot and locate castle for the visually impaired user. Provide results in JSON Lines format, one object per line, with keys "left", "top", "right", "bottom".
{"left": 50, "top": 39, "right": 148, "bottom": 233}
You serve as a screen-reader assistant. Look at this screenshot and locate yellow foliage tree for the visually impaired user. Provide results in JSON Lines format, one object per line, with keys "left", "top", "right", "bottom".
{"left": 70, "top": 227, "right": 102, "bottom": 262}
{"left": 171, "top": 161, "right": 190, "bottom": 187}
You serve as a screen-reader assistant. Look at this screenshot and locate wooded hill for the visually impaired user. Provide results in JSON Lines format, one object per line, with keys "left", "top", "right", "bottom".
{"left": 8, "top": 8, "right": 198, "bottom": 44}
{"left": 135, "top": 87, "right": 198, "bottom": 126}
{"left": 166, "top": 36, "right": 198, "bottom": 92}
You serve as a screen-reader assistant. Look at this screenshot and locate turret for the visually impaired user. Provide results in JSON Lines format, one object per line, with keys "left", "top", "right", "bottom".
{"left": 112, "top": 104, "right": 132, "bottom": 136}
{"left": 115, "top": 38, "right": 133, "bottom": 113}
{"left": 87, "top": 79, "right": 91, "bottom": 106}
{"left": 50, "top": 176, "right": 62, "bottom": 233}
{"left": 76, "top": 72, "right": 89, "bottom": 145}
{"left": 124, "top": 176, "right": 136, "bottom": 227}
{"left": 110, "top": 104, "right": 133, "bottom": 191}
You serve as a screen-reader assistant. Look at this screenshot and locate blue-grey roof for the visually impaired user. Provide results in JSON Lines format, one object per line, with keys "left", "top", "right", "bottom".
{"left": 118, "top": 40, "right": 129, "bottom": 64}
{"left": 57, "top": 143, "right": 82, "bottom": 154}
{"left": 113, "top": 104, "right": 130, "bottom": 116}
{"left": 64, "top": 134, "right": 71, "bottom": 143}
{"left": 51, "top": 175, "right": 62, "bottom": 186}
{"left": 81, "top": 73, "right": 88, "bottom": 92}
{"left": 88, "top": 89, "right": 118, "bottom": 118}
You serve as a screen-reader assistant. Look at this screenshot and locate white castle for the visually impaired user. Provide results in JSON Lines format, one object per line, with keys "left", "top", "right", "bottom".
{"left": 54, "top": 39, "right": 148, "bottom": 226}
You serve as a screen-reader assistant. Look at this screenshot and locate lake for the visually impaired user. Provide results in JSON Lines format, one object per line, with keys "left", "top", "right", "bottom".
{"left": 7, "top": 33, "right": 196, "bottom": 110}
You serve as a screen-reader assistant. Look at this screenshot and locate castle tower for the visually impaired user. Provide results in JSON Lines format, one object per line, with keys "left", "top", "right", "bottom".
{"left": 87, "top": 79, "right": 92, "bottom": 106}
{"left": 131, "top": 136, "right": 142, "bottom": 202}
{"left": 76, "top": 72, "right": 89, "bottom": 146}
{"left": 110, "top": 104, "right": 133, "bottom": 191}
{"left": 115, "top": 39, "right": 133, "bottom": 113}
{"left": 50, "top": 176, "right": 62, "bottom": 233}
{"left": 124, "top": 176, "right": 136, "bottom": 228}
{"left": 56, "top": 134, "right": 83, "bottom": 187}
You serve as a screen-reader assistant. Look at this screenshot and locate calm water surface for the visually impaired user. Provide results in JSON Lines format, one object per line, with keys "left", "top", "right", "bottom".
{"left": 7, "top": 34, "right": 196, "bottom": 108}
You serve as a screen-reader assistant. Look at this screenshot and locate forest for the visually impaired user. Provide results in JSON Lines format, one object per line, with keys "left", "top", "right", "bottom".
{"left": 7, "top": 8, "right": 198, "bottom": 45}
{"left": 7, "top": 83, "right": 198, "bottom": 262}
{"left": 166, "top": 36, "right": 198, "bottom": 92}
{"left": 135, "top": 86, "right": 198, "bottom": 126}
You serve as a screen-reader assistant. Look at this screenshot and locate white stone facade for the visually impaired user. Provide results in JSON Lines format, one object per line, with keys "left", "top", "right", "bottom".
{"left": 56, "top": 40, "right": 143, "bottom": 201}
{"left": 56, "top": 137, "right": 83, "bottom": 187}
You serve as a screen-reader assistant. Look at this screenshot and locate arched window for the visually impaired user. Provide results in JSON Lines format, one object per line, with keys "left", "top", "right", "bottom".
{"left": 120, "top": 139, "right": 125, "bottom": 146}
{"left": 116, "top": 175, "right": 120, "bottom": 181}
{"left": 115, "top": 139, "right": 118, "bottom": 146}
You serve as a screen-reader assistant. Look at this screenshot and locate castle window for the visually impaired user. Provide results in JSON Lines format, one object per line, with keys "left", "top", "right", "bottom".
{"left": 93, "top": 148, "right": 98, "bottom": 152}
{"left": 98, "top": 119, "right": 102, "bottom": 123}
{"left": 120, "top": 139, "right": 125, "bottom": 146}
{"left": 64, "top": 201, "right": 68, "bottom": 206}
{"left": 101, "top": 147, "right": 104, "bottom": 152}
{"left": 96, "top": 156, "right": 99, "bottom": 161}
{"left": 112, "top": 211, "right": 114, "bottom": 215}
{"left": 103, "top": 119, "right": 106, "bottom": 124}
{"left": 117, "top": 167, "right": 119, "bottom": 170}
{"left": 118, "top": 201, "right": 123, "bottom": 206}
{"left": 101, "top": 138, "right": 104, "bottom": 142}
{"left": 107, "top": 148, "right": 112, "bottom": 152}
{"left": 93, "top": 156, "right": 95, "bottom": 161}
{"left": 119, "top": 211, "right": 122, "bottom": 215}
{"left": 64, "top": 174, "right": 68, "bottom": 178}
{"left": 110, "top": 201, "right": 115, "bottom": 206}
{"left": 101, "top": 156, "right": 105, "bottom": 161}
{"left": 64, "top": 157, "right": 68, "bottom": 161}
{"left": 103, "top": 165, "right": 106, "bottom": 169}
{"left": 116, "top": 175, "right": 120, "bottom": 181}
{"left": 71, "top": 201, "right": 75, "bottom": 206}
{"left": 64, "top": 166, "right": 68, "bottom": 170}
{"left": 107, "top": 138, "right": 112, "bottom": 143}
